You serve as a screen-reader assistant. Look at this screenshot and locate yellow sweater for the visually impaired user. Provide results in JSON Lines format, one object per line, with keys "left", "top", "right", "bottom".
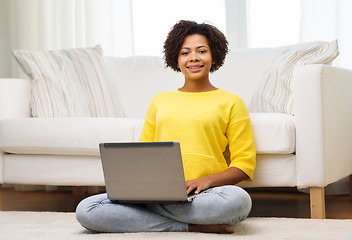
{"left": 139, "top": 88, "right": 256, "bottom": 181}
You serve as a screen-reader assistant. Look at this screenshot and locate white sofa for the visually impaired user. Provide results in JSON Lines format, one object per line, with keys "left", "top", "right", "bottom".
{"left": 1, "top": 45, "right": 352, "bottom": 218}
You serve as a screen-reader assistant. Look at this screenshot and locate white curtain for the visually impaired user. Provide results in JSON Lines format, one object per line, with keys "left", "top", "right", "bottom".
{"left": 225, "top": 0, "right": 248, "bottom": 49}
{"left": 4, "top": 0, "right": 352, "bottom": 76}
{"left": 0, "top": 0, "right": 236, "bottom": 78}
{"left": 300, "top": 0, "right": 352, "bottom": 69}
{"left": 0, "top": 0, "right": 134, "bottom": 78}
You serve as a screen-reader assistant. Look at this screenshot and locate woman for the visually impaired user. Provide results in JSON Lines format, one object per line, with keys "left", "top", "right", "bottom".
{"left": 76, "top": 20, "right": 256, "bottom": 234}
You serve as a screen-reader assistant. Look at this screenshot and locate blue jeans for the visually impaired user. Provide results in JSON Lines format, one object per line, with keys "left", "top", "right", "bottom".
{"left": 75, "top": 185, "right": 251, "bottom": 233}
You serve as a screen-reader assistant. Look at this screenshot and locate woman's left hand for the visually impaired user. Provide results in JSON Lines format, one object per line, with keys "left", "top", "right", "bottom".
{"left": 185, "top": 167, "right": 249, "bottom": 195}
{"left": 185, "top": 177, "right": 211, "bottom": 195}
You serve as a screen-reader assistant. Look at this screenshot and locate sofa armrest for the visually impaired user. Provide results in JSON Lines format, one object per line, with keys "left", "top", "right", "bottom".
{"left": 293, "top": 64, "right": 352, "bottom": 188}
{"left": 0, "top": 78, "right": 31, "bottom": 118}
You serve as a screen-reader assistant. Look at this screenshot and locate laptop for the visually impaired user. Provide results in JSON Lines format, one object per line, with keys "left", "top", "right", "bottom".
{"left": 99, "top": 141, "right": 195, "bottom": 204}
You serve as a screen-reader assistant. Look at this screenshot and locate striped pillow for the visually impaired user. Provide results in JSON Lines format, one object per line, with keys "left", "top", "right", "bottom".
{"left": 12, "top": 45, "right": 123, "bottom": 118}
{"left": 249, "top": 40, "right": 339, "bottom": 115}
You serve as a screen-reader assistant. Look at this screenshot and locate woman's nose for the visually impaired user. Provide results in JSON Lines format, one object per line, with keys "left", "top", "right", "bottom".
{"left": 189, "top": 53, "right": 199, "bottom": 62}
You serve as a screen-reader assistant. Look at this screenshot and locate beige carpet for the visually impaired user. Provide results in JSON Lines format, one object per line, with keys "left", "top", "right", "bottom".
{"left": 0, "top": 211, "right": 351, "bottom": 240}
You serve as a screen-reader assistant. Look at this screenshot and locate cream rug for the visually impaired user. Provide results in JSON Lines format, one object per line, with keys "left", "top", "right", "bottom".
{"left": 0, "top": 211, "right": 351, "bottom": 240}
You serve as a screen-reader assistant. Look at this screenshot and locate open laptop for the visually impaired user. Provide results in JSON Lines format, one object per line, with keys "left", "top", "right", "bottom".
{"left": 99, "top": 141, "right": 195, "bottom": 204}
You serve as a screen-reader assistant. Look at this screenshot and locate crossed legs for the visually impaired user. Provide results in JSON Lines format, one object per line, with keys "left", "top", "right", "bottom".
{"left": 75, "top": 185, "right": 251, "bottom": 233}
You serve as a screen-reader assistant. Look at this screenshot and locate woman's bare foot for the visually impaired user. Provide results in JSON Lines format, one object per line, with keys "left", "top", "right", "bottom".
{"left": 188, "top": 224, "right": 234, "bottom": 234}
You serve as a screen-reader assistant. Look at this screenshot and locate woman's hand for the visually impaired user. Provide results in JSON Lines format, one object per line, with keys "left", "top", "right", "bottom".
{"left": 186, "top": 177, "right": 211, "bottom": 195}
{"left": 186, "top": 167, "right": 249, "bottom": 195}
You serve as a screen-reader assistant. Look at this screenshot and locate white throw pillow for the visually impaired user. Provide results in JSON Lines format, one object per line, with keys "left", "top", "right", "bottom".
{"left": 12, "top": 45, "right": 123, "bottom": 118}
{"left": 249, "top": 40, "right": 339, "bottom": 115}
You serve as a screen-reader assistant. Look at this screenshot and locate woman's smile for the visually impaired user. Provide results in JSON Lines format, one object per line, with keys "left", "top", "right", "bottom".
{"left": 187, "top": 64, "right": 204, "bottom": 72}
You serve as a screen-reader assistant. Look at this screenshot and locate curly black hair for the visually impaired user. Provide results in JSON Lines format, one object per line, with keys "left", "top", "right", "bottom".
{"left": 163, "top": 20, "right": 228, "bottom": 73}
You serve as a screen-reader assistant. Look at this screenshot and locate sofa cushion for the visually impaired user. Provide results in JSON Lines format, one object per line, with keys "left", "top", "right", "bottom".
{"left": 3, "top": 154, "right": 104, "bottom": 186}
{"left": 0, "top": 113, "right": 295, "bottom": 156}
{"left": 238, "top": 154, "right": 296, "bottom": 188}
{"left": 250, "top": 113, "right": 295, "bottom": 154}
{"left": 249, "top": 40, "right": 339, "bottom": 115}
{"left": 0, "top": 118, "right": 144, "bottom": 156}
{"left": 12, "top": 45, "right": 123, "bottom": 118}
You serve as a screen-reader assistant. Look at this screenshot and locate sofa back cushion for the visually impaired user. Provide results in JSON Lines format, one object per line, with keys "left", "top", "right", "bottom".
{"left": 105, "top": 47, "right": 282, "bottom": 119}
{"left": 212, "top": 48, "right": 283, "bottom": 104}
{"left": 105, "top": 56, "right": 182, "bottom": 119}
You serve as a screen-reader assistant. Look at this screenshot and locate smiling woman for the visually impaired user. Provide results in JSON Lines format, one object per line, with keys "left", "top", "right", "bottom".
{"left": 75, "top": 20, "right": 256, "bottom": 234}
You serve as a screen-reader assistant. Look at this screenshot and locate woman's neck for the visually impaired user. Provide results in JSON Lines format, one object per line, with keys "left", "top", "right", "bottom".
{"left": 179, "top": 79, "right": 217, "bottom": 92}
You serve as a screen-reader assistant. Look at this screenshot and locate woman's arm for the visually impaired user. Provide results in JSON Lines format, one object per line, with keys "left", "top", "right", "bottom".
{"left": 186, "top": 167, "right": 248, "bottom": 195}
{"left": 185, "top": 97, "right": 256, "bottom": 195}
{"left": 139, "top": 98, "right": 157, "bottom": 142}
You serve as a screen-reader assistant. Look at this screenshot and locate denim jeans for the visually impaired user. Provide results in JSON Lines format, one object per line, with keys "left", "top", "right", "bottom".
{"left": 75, "top": 185, "right": 252, "bottom": 233}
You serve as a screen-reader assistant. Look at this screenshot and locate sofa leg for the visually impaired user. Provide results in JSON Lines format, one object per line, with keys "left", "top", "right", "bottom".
{"left": 0, "top": 184, "right": 2, "bottom": 211}
{"left": 310, "top": 187, "right": 326, "bottom": 219}
{"left": 350, "top": 175, "right": 352, "bottom": 198}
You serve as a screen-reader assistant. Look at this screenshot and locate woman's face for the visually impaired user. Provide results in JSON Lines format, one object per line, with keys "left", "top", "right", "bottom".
{"left": 177, "top": 34, "right": 214, "bottom": 82}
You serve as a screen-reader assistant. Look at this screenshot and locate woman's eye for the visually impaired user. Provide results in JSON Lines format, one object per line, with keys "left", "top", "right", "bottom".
{"left": 181, "top": 51, "right": 189, "bottom": 55}
{"left": 199, "top": 50, "right": 207, "bottom": 54}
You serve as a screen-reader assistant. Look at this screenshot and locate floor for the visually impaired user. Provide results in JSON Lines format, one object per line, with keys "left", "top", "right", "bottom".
{"left": 2, "top": 186, "right": 351, "bottom": 219}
